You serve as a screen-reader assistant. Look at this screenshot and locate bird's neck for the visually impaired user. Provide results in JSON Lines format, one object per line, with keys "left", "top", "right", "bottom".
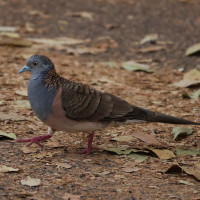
{"left": 43, "top": 69, "right": 64, "bottom": 89}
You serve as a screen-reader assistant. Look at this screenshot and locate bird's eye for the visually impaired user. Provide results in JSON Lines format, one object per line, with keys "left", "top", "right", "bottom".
{"left": 33, "top": 62, "right": 38, "bottom": 67}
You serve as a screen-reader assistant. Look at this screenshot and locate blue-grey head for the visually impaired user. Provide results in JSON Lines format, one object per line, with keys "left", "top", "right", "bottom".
{"left": 18, "top": 55, "right": 55, "bottom": 75}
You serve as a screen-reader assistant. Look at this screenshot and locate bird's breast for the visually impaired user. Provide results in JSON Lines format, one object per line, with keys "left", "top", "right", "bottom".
{"left": 28, "top": 77, "right": 57, "bottom": 121}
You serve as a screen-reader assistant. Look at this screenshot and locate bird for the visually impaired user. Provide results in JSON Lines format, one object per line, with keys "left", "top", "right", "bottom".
{"left": 16, "top": 55, "right": 200, "bottom": 155}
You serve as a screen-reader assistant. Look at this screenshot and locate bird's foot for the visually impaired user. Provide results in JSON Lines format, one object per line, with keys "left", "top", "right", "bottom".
{"left": 77, "top": 132, "right": 95, "bottom": 156}
{"left": 16, "top": 134, "right": 52, "bottom": 148}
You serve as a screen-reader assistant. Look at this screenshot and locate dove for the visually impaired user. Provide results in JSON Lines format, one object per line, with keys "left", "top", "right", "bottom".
{"left": 17, "top": 55, "right": 200, "bottom": 155}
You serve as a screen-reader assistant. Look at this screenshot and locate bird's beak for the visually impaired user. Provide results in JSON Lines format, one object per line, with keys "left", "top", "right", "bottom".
{"left": 18, "top": 66, "right": 31, "bottom": 74}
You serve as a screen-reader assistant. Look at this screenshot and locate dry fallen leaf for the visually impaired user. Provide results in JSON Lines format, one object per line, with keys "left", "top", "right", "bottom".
{"left": 100, "top": 144, "right": 150, "bottom": 155}
{"left": 140, "top": 33, "right": 158, "bottom": 45}
{"left": 122, "top": 61, "right": 153, "bottom": 73}
{"left": 185, "top": 43, "right": 200, "bottom": 56}
{"left": 0, "top": 131, "right": 16, "bottom": 140}
{"left": 0, "top": 165, "right": 19, "bottom": 173}
{"left": 174, "top": 68, "right": 200, "bottom": 87}
{"left": 166, "top": 163, "right": 200, "bottom": 181}
{"left": 20, "top": 176, "right": 41, "bottom": 187}
{"left": 131, "top": 132, "right": 161, "bottom": 145}
{"left": 172, "top": 127, "right": 194, "bottom": 141}
{"left": 176, "top": 148, "right": 200, "bottom": 157}
{"left": 149, "top": 148, "right": 176, "bottom": 160}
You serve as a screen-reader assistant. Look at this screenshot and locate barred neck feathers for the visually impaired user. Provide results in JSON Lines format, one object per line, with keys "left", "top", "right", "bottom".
{"left": 44, "top": 69, "right": 66, "bottom": 89}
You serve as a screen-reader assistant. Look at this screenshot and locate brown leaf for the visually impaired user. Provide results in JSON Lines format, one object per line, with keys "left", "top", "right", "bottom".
{"left": 166, "top": 163, "right": 200, "bottom": 181}
{"left": 131, "top": 132, "right": 161, "bottom": 145}
{"left": 149, "top": 148, "right": 176, "bottom": 160}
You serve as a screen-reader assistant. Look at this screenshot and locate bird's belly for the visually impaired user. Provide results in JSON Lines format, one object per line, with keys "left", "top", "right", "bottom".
{"left": 43, "top": 88, "right": 107, "bottom": 132}
{"left": 44, "top": 115, "right": 107, "bottom": 132}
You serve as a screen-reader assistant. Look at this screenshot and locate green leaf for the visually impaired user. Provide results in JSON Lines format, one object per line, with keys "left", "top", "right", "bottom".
{"left": 172, "top": 127, "right": 194, "bottom": 141}
{"left": 176, "top": 148, "right": 200, "bottom": 157}
{"left": 190, "top": 89, "right": 200, "bottom": 99}
{"left": 182, "top": 89, "right": 200, "bottom": 99}
{"left": 0, "top": 131, "right": 16, "bottom": 140}
{"left": 122, "top": 61, "right": 153, "bottom": 73}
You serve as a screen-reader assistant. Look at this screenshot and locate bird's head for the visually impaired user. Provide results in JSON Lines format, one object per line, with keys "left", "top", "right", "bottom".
{"left": 18, "top": 55, "right": 55, "bottom": 75}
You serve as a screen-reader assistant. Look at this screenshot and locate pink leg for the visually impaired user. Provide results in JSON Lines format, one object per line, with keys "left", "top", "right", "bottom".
{"left": 16, "top": 127, "right": 54, "bottom": 148}
{"left": 78, "top": 132, "right": 95, "bottom": 156}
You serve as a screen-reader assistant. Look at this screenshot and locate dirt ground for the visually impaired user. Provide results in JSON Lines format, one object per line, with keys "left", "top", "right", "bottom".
{"left": 0, "top": 0, "right": 200, "bottom": 199}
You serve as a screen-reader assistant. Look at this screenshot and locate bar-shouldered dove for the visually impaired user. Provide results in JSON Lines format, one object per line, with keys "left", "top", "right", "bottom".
{"left": 17, "top": 55, "right": 200, "bottom": 155}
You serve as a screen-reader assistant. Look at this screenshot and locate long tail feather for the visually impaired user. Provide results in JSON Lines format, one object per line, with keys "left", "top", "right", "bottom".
{"left": 145, "top": 109, "right": 200, "bottom": 125}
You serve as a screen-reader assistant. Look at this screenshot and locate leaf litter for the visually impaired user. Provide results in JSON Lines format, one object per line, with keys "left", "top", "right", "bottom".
{"left": 0, "top": 165, "right": 19, "bottom": 173}
{"left": 0, "top": 131, "right": 16, "bottom": 140}
{"left": 174, "top": 67, "right": 200, "bottom": 87}
{"left": 20, "top": 176, "right": 41, "bottom": 187}
{"left": 1, "top": 1, "right": 200, "bottom": 199}
{"left": 172, "top": 127, "right": 194, "bottom": 141}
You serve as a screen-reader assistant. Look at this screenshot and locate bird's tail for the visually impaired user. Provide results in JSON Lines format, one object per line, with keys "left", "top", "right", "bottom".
{"left": 144, "top": 108, "right": 200, "bottom": 125}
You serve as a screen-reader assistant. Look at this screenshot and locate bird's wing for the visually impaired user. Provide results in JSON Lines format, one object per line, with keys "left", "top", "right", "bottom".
{"left": 61, "top": 80, "right": 147, "bottom": 122}
{"left": 61, "top": 80, "right": 200, "bottom": 125}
